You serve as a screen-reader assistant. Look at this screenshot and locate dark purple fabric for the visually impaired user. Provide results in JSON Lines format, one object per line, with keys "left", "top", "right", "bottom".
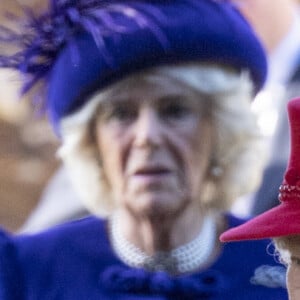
{"left": 0, "top": 215, "right": 288, "bottom": 299}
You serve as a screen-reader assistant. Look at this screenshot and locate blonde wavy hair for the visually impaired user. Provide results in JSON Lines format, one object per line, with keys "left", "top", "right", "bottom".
{"left": 273, "top": 235, "right": 300, "bottom": 265}
{"left": 58, "top": 63, "right": 266, "bottom": 217}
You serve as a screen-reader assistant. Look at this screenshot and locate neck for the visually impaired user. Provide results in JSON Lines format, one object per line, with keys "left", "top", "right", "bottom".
{"left": 110, "top": 206, "right": 221, "bottom": 274}
{"left": 116, "top": 203, "right": 205, "bottom": 255}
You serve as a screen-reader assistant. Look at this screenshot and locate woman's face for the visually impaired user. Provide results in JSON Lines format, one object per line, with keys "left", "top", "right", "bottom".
{"left": 286, "top": 236, "right": 300, "bottom": 300}
{"left": 95, "top": 76, "right": 213, "bottom": 218}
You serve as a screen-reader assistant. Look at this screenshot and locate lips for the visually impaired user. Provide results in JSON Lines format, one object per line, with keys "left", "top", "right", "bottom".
{"left": 134, "top": 166, "right": 172, "bottom": 176}
{"left": 131, "top": 166, "right": 173, "bottom": 187}
{"left": 134, "top": 166, "right": 171, "bottom": 175}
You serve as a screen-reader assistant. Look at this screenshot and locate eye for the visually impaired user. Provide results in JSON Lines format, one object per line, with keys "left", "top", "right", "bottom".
{"left": 101, "top": 102, "right": 137, "bottom": 123}
{"left": 110, "top": 106, "right": 135, "bottom": 120}
{"left": 160, "top": 99, "right": 192, "bottom": 120}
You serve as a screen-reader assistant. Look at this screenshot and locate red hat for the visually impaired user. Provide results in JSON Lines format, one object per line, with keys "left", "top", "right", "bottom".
{"left": 220, "top": 97, "right": 300, "bottom": 242}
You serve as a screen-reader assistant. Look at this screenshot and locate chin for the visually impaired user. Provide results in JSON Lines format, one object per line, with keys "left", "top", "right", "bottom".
{"left": 129, "top": 191, "right": 187, "bottom": 219}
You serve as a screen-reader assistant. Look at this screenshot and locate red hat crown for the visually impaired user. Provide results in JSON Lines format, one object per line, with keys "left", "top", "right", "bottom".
{"left": 279, "top": 98, "right": 300, "bottom": 202}
{"left": 219, "top": 97, "right": 300, "bottom": 242}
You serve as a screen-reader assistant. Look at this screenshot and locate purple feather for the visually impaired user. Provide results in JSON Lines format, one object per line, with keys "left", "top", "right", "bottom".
{"left": 0, "top": 0, "right": 169, "bottom": 109}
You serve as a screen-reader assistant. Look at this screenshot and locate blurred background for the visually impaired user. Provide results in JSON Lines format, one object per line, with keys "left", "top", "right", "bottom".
{"left": 0, "top": 0, "right": 59, "bottom": 231}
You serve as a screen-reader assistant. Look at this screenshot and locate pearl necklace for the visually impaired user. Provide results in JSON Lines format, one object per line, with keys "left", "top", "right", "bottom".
{"left": 110, "top": 213, "right": 216, "bottom": 274}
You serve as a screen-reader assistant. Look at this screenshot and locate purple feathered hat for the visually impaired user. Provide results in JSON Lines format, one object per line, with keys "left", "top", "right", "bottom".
{"left": 0, "top": 0, "right": 267, "bottom": 134}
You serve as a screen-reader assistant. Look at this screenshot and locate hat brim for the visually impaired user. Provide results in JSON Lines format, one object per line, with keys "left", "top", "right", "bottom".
{"left": 220, "top": 200, "right": 300, "bottom": 242}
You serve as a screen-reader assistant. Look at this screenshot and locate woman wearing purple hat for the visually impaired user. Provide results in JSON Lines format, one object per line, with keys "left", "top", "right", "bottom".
{"left": 221, "top": 97, "right": 300, "bottom": 300}
{"left": 0, "top": 0, "right": 287, "bottom": 299}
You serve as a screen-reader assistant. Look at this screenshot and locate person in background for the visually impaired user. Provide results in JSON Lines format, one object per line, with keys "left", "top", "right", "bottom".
{"left": 221, "top": 97, "right": 300, "bottom": 300}
{"left": 0, "top": 0, "right": 58, "bottom": 232}
{"left": 0, "top": 0, "right": 287, "bottom": 298}
{"left": 20, "top": 166, "right": 87, "bottom": 232}
{"left": 231, "top": 0, "right": 300, "bottom": 217}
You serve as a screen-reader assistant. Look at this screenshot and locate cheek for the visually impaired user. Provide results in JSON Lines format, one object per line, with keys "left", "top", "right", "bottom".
{"left": 172, "top": 130, "right": 211, "bottom": 196}
{"left": 185, "top": 126, "right": 212, "bottom": 175}
{"left": 102, "top": 150, "right": 121, "bottom": 181}
{"left": 96, "top": 128, "right": 126, "bottom": 191}
{"left": 187, "top": 146, "right": 209, "bottom": 196}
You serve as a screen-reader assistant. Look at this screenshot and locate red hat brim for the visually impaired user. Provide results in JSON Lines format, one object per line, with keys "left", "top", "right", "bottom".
{"left": 220, "top": 200, "right": 300, "bottom": 242}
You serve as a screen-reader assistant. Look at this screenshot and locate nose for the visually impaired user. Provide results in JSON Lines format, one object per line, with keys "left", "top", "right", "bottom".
{"left": 133, "top": 108, "right": 164, "bottom": 148}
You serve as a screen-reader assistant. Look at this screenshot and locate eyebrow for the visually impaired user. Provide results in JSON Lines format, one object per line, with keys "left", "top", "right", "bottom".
{"left": 97, "top": 97, "right": 134, "bottom": 109}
